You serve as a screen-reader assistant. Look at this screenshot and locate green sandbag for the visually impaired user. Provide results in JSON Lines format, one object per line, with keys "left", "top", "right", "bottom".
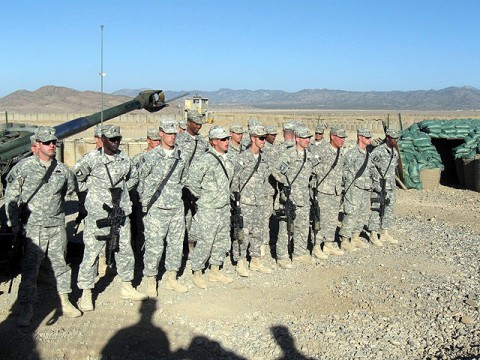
{"left": 413, "top": 138, "right": 432, "bottom": 147}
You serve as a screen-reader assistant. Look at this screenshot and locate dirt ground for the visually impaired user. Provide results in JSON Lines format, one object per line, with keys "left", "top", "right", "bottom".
{"left": 0, "top": 183, "right": 478, "bottom": 359}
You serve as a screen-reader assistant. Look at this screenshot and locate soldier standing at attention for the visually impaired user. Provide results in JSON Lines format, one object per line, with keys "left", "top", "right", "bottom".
{"left": 339, "top": 128, "right": 373, "bottom": 249}
{"left": 309, "top": 124, "right": 327, "bottom": 156}
{"left": 229, "top": 124, "right": 245, "bottom": 154}
{"left": 231, "top": 125, "right": 273, "bottom": 277}
{"left": 368, "top": 129, "right": 400, "bottom": 245}
{"left": 130, "top": 128, "right": 161, "bottom": 255}
{"left": 176, "top": 111, "right": 208, "bottom": 256}
{"left": 138, "top": 119, "right": 188, "bottom": 295}
{"left": 185, "top": 126, "right": 235, "bottom": 289}
{"left": 275, "top": 121, "right": 296, "bottom": 155}
{"left": 312, "top": 128, "right": 347, "bottom": 258}
{"left": 272, "top": 126, "right": 316, "bottom": 269}
{"left": 73, "top": 126, "right": 147, "bottom": 312}
{"left": 261, "top": 125, "right": 278, "bottom": 256}
{"left": 5, "top": 127, "right": 81, "bottom": 327}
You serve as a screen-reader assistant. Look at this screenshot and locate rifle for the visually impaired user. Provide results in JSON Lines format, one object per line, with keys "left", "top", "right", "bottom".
{"left": 95, "top": 187, "right": 125, "bottom": 267}
{"left": 277, "top": 185, "right": 296, "bottom": 246}
{"left": 310, "top": 177, "right": 321, "bottom": 246}
{"left": 7, "top": 203, "right": 29, "bottom": 293}
{"left": 231, "top": 192, "right": 245, "bottom": 256}
{"left": 371, "top": 178, "right": 390, "bottom": 228}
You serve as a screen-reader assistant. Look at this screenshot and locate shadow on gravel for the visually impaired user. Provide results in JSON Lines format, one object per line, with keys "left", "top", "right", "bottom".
{"left": 101, "top": 298, "right": 249, "bottom": 360}
{"left": 271, "top": 325, "right": 317, "bottom": 360}
{"left": 0, "top": 256, "right": 61, "bottom": 360}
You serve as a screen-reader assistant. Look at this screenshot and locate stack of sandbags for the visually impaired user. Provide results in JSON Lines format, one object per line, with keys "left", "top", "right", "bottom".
{"left": 417, "top": 119, "right": 479, "bottom": 139}
{"left": 398, "top": 124, "right": 443, "bottom": 189}
{"left": 453, "top": 128, "right": 480, "bottom": 159}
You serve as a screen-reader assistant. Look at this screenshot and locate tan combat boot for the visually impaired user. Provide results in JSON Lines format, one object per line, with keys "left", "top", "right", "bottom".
{"left": 323, "top": 242, "right": 344, "bottom": 256}
{"left": 369, "top": 231, "right": 383, "bottom": 246}
{"left": 140, "top": 276, "right": 158, "bottom": 298}
{"left": 260, "top": 244, "right": 266, "bottom": 257}
{"left": 164, "top": 271, "right": 188, "bottom": 293}
{"left": 208, "top": 265, "right": 234, "bottom": 284}
{"left": 78, "top": 289, "right": 94, "bottom": 312}
{"left": 351, "top": 232, "right": 369, "bottom": 249}
{"left": 121, "top": 282, "right": 148, "bottom": 301}
{"left": 339, "top": 236, "right": 357, "bottom": 252}
{"left": 97, "top": 255, "right": 107, "bottom": 278}
{"left": 193, "top": 270, "right": 207, "bottom": 289}
{"left": 311, "top": 244, "right": 328, "bottom": 260}
{"left": 292, "top": 254, "right": 315, "bottom": 265}
{"left": 59, "top": 293, "right": 82, "bottom": 318}
{"left": 235, "top": 259, "right": 250, "bottom": 277}
{"left": 381, "top": 229, "right": 398, "bottom": 244}
{"left": 17, "top": 303, "right": 33, "bottom": 327}
{"left": 277, "top": 258, "right": 293, "bottom": 269}
{"left": 250, "top": 257, "right": 273, "bottom": 273}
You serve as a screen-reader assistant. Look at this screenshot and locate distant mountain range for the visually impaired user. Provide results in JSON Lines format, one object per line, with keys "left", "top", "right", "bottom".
{"left": 1, "top": 85, "right": 479, "bottom": 113}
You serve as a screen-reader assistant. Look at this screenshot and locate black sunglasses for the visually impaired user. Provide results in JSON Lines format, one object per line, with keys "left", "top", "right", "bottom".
{"left": 41, "top": 140, "right": 57, "bottom": 146}
{"left": 219, "top": 138, "right": 229, "bottom": 142}
{"left": 258, "top": 136, "right": 267, "bottom": 141}
{"left": 107, "top": 137, "right": 122, "bottom": 143}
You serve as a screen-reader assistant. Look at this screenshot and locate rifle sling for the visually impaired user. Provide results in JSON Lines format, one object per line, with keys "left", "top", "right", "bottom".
{"left": 239, "top": 153, "right": 262, "bottom": 194}
{"left": 344, "top": 150, "right": 370, "bottom": 197}
{"left": 146, "top": 151, "right": 182, "bottom": 213}
{"left": 286, "top": 149, "right": 306, "bottom": 187}
{"left": 207, "top": 151, "right": 230, "bottom": 181}
{"left": 317, "top": 148, "right": 340, "bottom": 187}
{"left": 24, "top": 159, "right": 57, "bottom": 206}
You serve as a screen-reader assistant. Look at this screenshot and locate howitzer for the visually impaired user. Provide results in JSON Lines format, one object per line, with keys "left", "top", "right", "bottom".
{"left": 0, "top": 90, "right": 182, "bottom": 183}
{"left": 277, "top": 185, "right": 296, "bottom": 245}
{"left": 95, "top": 188, "right": 125, "bottom": 267}
{"left": 231, "top": 192, "right": 244, "bottom": 256}
{"left": 371, "top": 178, "right": 390, "bottom": 227}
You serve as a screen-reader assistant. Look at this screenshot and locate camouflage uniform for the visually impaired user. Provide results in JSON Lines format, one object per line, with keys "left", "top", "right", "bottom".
{"left": 312, "top": 143, "right": 344, "bottom": 244}
{"left": 73, "top": 147, "right": 138, "bottom": 290}
{"left": 231, "top": 147, "right": 272, "bottom": 261}
{"left": 272, "top": 145, "right": 314, "bottom": 259}
{"left": 176, "top": 131, "right": 208, "bottom": 235}
{"left": 368, "top": 143, "right": 399, "bottom": 231}
{"left": 185, "top": 148, "right": 235, "bottom": 271}
{"left": 138, "top": 146, "right": 187, "bottom": 275}
{"left": 5, "top": 156, "right": 76, "bottom": 304}
{"left": 339, "top": 145, "right": 371, "bottom": 238}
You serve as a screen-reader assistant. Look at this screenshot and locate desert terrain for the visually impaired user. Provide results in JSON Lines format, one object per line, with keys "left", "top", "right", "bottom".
{"left": 0, "top": 110, "right": 478, "bottom": 359}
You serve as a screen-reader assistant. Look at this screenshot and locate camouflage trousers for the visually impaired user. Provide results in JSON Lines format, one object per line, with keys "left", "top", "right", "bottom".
{"left": 78, "top": 215, "right": 134, "bottom": 290}
{"left": 143, "top": 206, "right": 185, "bottom": 276}
{"left": 318, "top": 193, "right": 341, "bottom": 243}
{"left": 18, "top": 224, "right": 72, "bottom": 304}
{"left": 339, "top": 186, "right": 370, "bottom": 238}
{"left": 368, "top": 188, "right": 397, "bottom": 232}
{"left": 263, "top": 196, "right": 275, "bottom": 246}
{"left": 232, "top": 204, "right": 263, "bottom": 261}
{"left": 276, "top": 204, "right": 309, "bottom": 259}
{"left": 190, "top": 205, "right": 230, "bottom": 271}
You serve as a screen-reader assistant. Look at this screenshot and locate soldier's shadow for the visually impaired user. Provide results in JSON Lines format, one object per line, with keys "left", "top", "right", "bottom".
{"left": 101, "top": 298, "right": 170, "bottom": 359}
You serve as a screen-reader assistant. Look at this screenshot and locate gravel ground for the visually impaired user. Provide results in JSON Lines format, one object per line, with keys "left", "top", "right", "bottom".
{"left": 0, "top": 185, "right": 479, "bottom": 359}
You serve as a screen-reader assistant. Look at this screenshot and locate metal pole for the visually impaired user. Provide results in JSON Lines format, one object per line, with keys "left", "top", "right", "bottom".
{"left": 100, "top": 25, "right": 105, "bottom": 125}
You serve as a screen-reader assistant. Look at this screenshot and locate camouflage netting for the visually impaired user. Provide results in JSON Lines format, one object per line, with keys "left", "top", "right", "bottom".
{"left": 398, "top": 119, "right": 480, "bottom": 189}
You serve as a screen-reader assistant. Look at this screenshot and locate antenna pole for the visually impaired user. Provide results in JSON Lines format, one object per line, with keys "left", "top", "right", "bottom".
{"left": 100, "top": 25, "right": 105, "bottom": 125}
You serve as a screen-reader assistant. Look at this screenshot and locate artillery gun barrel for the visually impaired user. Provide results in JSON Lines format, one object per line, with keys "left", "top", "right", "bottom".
{"left": 0, "top": 90, "right": 166, "bottom": 163}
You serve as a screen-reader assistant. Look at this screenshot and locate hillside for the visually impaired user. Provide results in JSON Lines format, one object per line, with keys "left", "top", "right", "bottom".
{"left": 1, "top": 85, "right": 480, "bottom": 112}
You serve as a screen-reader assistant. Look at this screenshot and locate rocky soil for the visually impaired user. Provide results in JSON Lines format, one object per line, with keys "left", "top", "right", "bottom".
{"left": 0, "top": 185, "right": 479, "bottom": 359}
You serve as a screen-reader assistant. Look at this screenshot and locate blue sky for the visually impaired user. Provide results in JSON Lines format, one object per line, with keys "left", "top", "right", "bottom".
{"left": 1, "top": 0, "right": 479, "bottom": 97}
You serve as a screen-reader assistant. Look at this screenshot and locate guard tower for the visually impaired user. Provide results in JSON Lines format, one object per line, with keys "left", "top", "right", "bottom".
{"left": 184, "top": 94, "right": 214, "bottom": 123}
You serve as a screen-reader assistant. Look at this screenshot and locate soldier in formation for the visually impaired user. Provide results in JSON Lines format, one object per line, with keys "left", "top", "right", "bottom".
{"left": 339, "top": 128, "right": 373, "bottom": 249}
{"left": 231, "top": 125, "right": 273, "bottom": 276}
{"left": 5, "top": 126, "right": 81, "bottom": 326}
{"left": 138, "top": 119, "right": 188, "bottom": 295}
{"left": 367, "top": 129, "right": 400, "bottom": 245}
{"left": 6, "top": 119, "right": 404, "bottom": 326}
{"left": 185, "top": 126, "right": 235, "bottom": 289}
{"left": 73, "top": 125, "right": 147, "bottom": 312}
{"left": 229, "top": 124, "right": 244, "bottom": 154}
